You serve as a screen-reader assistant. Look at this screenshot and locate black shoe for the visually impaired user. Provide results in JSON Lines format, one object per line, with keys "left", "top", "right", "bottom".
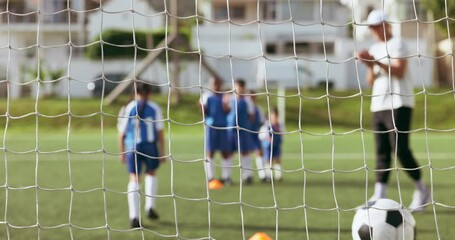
{"left": 220, "top": 178, "right": 233, "bottom": 186}
{"left": 148, "top": 208, "right": 159, "bottom": 220}
{"left": 261, "top": 177, "right": 271, "bottom": 183}
{"left": 243, "top": 176, "right": 253, "bottom": 185}
{"left": 130, "top": 218, "right": 140, "bottom": 228}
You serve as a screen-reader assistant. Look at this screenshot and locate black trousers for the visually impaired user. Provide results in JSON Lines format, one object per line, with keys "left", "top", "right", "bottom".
{"left": 373, "top": 107, "right": 421, "bottom": 183}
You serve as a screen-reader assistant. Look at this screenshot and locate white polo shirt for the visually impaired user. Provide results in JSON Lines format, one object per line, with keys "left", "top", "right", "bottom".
{"left": 369, "top": 37, "right": 415, "bottom": 112}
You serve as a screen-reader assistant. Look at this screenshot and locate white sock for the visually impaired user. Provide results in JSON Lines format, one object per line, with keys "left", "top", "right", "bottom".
{"left": 256, "top": 156, "right": 265, "bottom": 179}
{"left": 205, "top": 157, "right": 215, "bottom": 180}
{"left": 414, "top": 180, "right": 427, "bottom": 192}
{"left": 241, "top": 155, "right": 252, "bottom": 179}
{"left": 128, "top": 181, "right": 140, "bottom": 220}
{"left": 374, "top": 182, "right": 387, "bottom": 199}
{"left": 145, "top": 175, "right": 157, "bottom": 211}
{"left": 273, "top": 163, "right": 282, "bottom": 180}
{"left": 221, "top": 157, "right": 234, "bottom": 180}
{"left": 264, "top": 159, "right": 271, "bottom": 179}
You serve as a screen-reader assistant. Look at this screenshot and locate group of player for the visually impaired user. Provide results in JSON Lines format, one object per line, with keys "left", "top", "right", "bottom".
{"left": 117, "top": 79, "right": 284, "bottom": 228}
{"left": 200, "top": 77, "right": 284, "bottom": 186}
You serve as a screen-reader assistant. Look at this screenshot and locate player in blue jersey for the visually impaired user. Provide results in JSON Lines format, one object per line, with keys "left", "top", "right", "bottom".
{"left": 259, "top": 107, "right": 284, "bottom": 181}
{"left": 249, "top": 91, "right": 268, "bottom": 182}
{"left": 200, "top": 77, "right": 232, "bottom": 182}
{"left": 226, "top": 79, "right": 255, "bottom": 184}
{"left": 118, "top": 83, "right": 165, "bottom": 228}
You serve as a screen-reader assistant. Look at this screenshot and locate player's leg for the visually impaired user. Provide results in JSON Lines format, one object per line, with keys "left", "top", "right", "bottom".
{"left": 372, "top": 110, "right": 392, "bottom": 200}
{"left": 205, "top": 151, "right": 216, "bottom": 181}
{"left": 205, "top": 127, "right": 217, "bottom": 181}
{"left": 253, "top": 134, "right": 266, "bottom": 181}
{"left": 221, "top": 151, "right": 234, "bottom": 186}
{"left": 144, "top": 170, "right": 159, "bottom": 219}
{"left": 393, "top": 107, "right": 429, "bottom": 211}
{"left": 126, "top": 152, "right": 142, "bottom": 228}
{"left": 239, "top": 131, "right": 254, "bottom": 184}
{"left": 393, "top": 107, "right": 422, "bottom": 180}
{"left": 241, "top": 151, "right": 253, "bottom": 184}
{"left": 272, "top": 146, "right": 282, "bottom": 181}
{"left": 142, "top": 144, "right": 161, "bottom": 219}
{"left": 221, "top": 129, "right": 237, "bottom": 185}
{"left": 262, "top": 142, "right": 272, "bottom": 180}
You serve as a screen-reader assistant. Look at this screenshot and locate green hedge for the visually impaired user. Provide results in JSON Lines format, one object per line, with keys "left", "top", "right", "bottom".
{"left": 85, "top": 28, "right": 191, "bottom": 60}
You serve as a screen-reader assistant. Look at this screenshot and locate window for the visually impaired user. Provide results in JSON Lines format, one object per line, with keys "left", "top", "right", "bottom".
{"left": 276, "top": 41, "right": 334, "bottom": 55}
{"left": 261, "top": 1, "right": 277, "bottom": 20}
{"left": 280, "top": 1, "right": 315, "bottom": 21}
{"left": 317, "top": 42, "right": 335, "bottom": 55}
{"left": 230, "top": 6, "right": 246, "bottom": 20}
{"left": 284, "top": 42, "right": 311, "bottom": 54}
{"left": 214, "top": 5, "right": 246, "bottom": 21}
{"left": 266, "top": 43, "right": 277, "bottom": 54}
{"left": 214, "top": 5, "right": 228, "bottom": 20}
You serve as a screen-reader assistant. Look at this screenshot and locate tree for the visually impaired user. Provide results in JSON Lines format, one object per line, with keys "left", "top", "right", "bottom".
{"left": 422, "top": 0, "right": 455, "bottom": 37}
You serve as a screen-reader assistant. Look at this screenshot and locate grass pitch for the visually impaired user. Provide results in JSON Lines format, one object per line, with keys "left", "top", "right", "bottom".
{"left": 0, "top": 127, "right": 454, "bottom": 240}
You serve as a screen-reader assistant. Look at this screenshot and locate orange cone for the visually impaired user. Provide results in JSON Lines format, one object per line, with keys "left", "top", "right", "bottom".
{"left": 208, "top": 179, "right": 224, "bottom": 190}
{"left": 249, "top": 232, "right": 272, "bottom": 240}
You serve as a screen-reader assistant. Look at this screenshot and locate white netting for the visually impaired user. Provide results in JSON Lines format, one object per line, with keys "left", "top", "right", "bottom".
{"left": 0, "top": 0, "right": 454, "bottom": 239}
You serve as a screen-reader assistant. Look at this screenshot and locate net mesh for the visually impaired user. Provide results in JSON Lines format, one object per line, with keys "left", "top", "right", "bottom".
{"left": 0, "top": 0, "right": 454, "bottom": 239}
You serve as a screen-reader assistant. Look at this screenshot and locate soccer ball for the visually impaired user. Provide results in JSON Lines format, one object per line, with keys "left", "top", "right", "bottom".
{"left": 352, "top": 198, "right": 416, "bottom": 240}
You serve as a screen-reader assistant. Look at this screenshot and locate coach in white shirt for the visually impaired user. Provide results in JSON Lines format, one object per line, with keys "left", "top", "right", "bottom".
{"left": 357, "top": 10, "right": 429, "bottom": 212}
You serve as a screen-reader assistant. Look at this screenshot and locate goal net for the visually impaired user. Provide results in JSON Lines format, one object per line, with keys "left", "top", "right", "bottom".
{"left": 0, "top": 0, "right": 453, "bottom": 239}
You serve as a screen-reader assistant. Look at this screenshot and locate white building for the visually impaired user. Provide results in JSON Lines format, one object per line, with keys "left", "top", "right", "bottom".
{"left": 0, "top": 0, "right": 435, "bottom": 99}
{"left": 195, "top": 0, "right": 434, "bottom": 90}
{"left": 0, "top": 0, "right": 86, "bottom": 98}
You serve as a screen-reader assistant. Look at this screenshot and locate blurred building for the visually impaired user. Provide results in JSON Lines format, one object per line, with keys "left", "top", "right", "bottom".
{"left": 196, "top": 0, "right": 434, "bottom": 90}
{"left": 0, "top": 0, "right": 435, "bottom": 99}
{"left": 0, "top": 0, "right": 86, "bottom": 98}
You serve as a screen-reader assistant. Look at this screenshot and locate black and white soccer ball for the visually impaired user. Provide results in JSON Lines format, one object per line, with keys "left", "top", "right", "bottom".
{"left": 352, "top": 198, "right": 416, "bottom": 240}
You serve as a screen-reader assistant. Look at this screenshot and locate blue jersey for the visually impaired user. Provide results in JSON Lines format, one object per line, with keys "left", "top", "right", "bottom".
{"left": 251, "top": 106, "right": 265, "bottom": 132}
{"left": 227, "top": 96, "right": 254, "bottom": 129}
{"left": 202, "top": 92, "right": 228, "bottom": 127}
{"left": 259, "top": 121, "right": 284, "bottom": 148}
{"left": 118, "top": 100, "right": 164, "bottom": 150}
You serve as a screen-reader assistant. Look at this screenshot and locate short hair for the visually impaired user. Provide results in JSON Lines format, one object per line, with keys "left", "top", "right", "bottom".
{"left": 271, "top": 107, "right": 279, "bottom": 115}
{"left": 235, "top": 79, "right": 246, "bottom": 88}
{"left": 209, "top": 77, "right": 223, "bottom": 87}
{"left": 135, "top": 82, "right": 152, "bottom": 96}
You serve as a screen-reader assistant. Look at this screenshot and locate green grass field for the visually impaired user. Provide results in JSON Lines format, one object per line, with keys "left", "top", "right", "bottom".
{"left": 1, "top": 127, "right": 454, "bottom": 240}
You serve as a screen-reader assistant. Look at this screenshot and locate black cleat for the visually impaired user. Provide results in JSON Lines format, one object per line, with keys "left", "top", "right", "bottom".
{"left": 243, "top": 176, "right": 253, "bottom": 185}
{"left": 261, "top": 177, "right": 271, "bottom": 183}
{"left": 148, "top": 208, "right": 159, "bottom": 220}
{"left": 130, "top": 218, "right": 140, "bottom": 228}
{"left": 220, "top": 178, "right": 233, "bottom": 186}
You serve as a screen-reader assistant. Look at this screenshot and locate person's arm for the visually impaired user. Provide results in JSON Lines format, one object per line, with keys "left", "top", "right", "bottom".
{"left": 366, "top": 65, "right": 376, "bottom": 87}
{"left": 118, "top": 132, "right": 126, "bottom": 163}
{"left": 258, "top": 122, "right": 271, "bottom": 142}
{"left": 374, "top": 58, "right": 407, "bottom": 80}
{"left": 158, "top": 129, "right": 166, "bottom": 163}
{"left": 200, "top": 93, "right": 208, "bottom": 114}
{"left": 246, "top": 97, "right": 255, "bottom": 123}
{"left": 222, "top": 93, "right": 231, "bottom": 113}
{"left": 155, "top": 104, "right": 166, "bottom": 163}
{"left": 117, "top": 106, "right": 128, "bottom": 163}
{"left": 358, "top": 50, "right": 376, "bottom": 86}
{"left": 358, "top": 49, "right": 408, "bottom": 81}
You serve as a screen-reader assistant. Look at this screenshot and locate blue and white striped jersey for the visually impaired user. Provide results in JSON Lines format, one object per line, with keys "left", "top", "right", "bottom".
{"left": 118, "top": 100, "right": 164, "bottom": 150}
